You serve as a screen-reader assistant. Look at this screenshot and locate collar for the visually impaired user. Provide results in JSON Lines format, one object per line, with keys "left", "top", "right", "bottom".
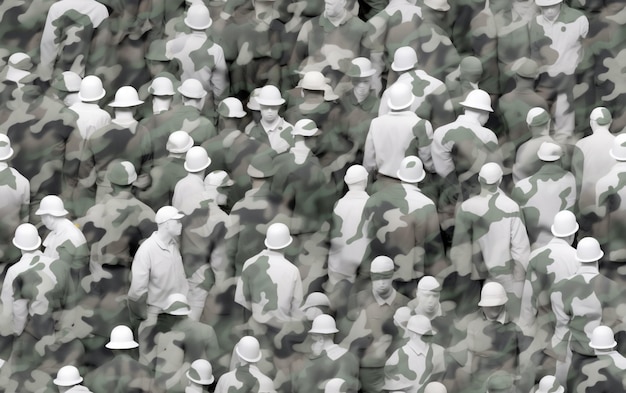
{"left": 320, "top": 12, "right": 350, "bottom": 30}
{"left": 482, "top": 308, "right": 508, "bottom": 324}
{"left": 576, "top": 264, "right": 599, "bottom": 274}
{"left": 260, "top": 117, "right": 285, "bottom": 132}
{"left": 407, "top": 339, "right": 428, "bottom": 356}
{"left": 153, "top": 232, "right": 177, "bottom": 250}
{"left": 373, "top": 289, "right": 397, "bottom": 305}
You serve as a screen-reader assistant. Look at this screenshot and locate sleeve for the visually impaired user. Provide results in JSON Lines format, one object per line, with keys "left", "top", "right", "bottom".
{"left": 415, "top": 119, "right": 435, "bottom": 173}
{"left": 210, "top": 44, "right": 230, "bottom": 101}
{"left": 38, "top": 6, "right": 60, "bottom": 81}
{"left": 431, "top": 130, "right": 455, "bottom": 178}
{"left": 362, "top": 124, "right": 376, "bottom": 174}
{"left": 128, "top": 247, "right": 150, "bottom": 302}
{"left": 549, "top": 289, "right": 570, "bottom": 360}
{"left": 510, "top": 213, "right": 531, "bottom": 274}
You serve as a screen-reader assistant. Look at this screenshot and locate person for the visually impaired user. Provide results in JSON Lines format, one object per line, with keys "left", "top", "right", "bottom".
{"left": 74, "top": 86, "right": 151, "bottom": 216}
{"left": 53, "top": 366, "right": 92, "bottom": 393}
{"left": 0, "top": 134, "right": 30, "bottom": 268}
{"left": 511, "top": 142, "right": 576, "bottom": 249}
{"left": 326, "top": 165, "right": 370, "bottom": 316}
{"left": 37, "top": 0, "right": 109, "bottom": 82}
{"left": 165, "top": 3, "right": 229, "bottom": 122}
{"left": 533, "top": 375, "right": 564, "bottom": 393}
{"left": 483, "top": 370, "right": 516, "bottom": 393}
{"left": 432, "top": 89, "right": 502, "bottom": 203}
{"left": 172, "top": 146, "right": 212, "bottom": 214}
{"left": 358, "top": 156, "right": 447, "bottom": 296}
{"left": 383, "top": 315, "right": 447, "bottom": 393}
{"left": 83, "top": 325, "right": 153, "bottom": 393}
{"left": 364, "top": 83, "right": 434, "bottom": 189}
{"left": 578, "top": 325, "right": 626, "bottom": 392}
{"left": 291, "top": 314, "right": 359, "bottom": 393}
{"left": 247, "top": 85, "right": 294, "bottom": 154}
{"left": 511, "top": 107, "right": 557, "bottom": 184}
{"left": 549, "top": 237, "right": 625, "bottom": 388}
{"left": 529, "top": 0, "right": 589, "bottom": 144}
{"left": 36, "top": 195, "right": 90, "bottom": 304}
{"left": 451, "top": 163, "right": 530, "bottom": 319}
{"left": 185, "top": 359, "right": 215, "bottom": 393}
{"left": 571, "top": 107, "right": 615, "bottom": 235}
{"left": 49, "top": 71, "right": 82, "bottom": 108}
{"left": 445, "top": 56, "right": 483, "bottom": 117}
{"left": 214, "top": 336, "right": 274, "bottom": 393}
{"left": 127, "top": 206, "right": 188, "bottom": 328}
{"left": 342, "top": 256, "right": 410, "bottom": 393}
{"left": 593, "top": 133, "right": 626, "bottom": 286}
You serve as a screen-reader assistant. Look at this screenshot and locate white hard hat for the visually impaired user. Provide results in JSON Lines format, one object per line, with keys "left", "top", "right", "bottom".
{"left": 590, "top": 107, "right": 612, "bottom": 126}
{"left": 107, "top": 160, "right": 138, "bottom": 186}
{"left": 264, "top": 222, "right": 293, "bottom": 250}
{"left": 536, "top": 375, "right": 565, "bottom": 393}
{"left": 346, "top": 57, "right": 376, "bottom": 78}
{"left": 300, "top": 71, "right": 328, "bottom": 91}
{"left": 184, "top": 4, "right": 213, "bottom": 30}
{"left": 163, "top": 293, "right": 192, "bottom": 315}
{"left": 186, "top": 359, "right": 215, "bottom": 385}
{"left": 256, "top": 85, "right": 285, "bottom": 106}
{"left": 589, "top": 325, "right": 617, "bottom": 350}
{"left": 370, "top": 256, "right": 394, "bottom": 273}
{"left": 12, "top": 223, "right": 42, "bottom": 251}
{"left": 460, "top": 89, "right": 493, "bottom": 112}
{"left": 78, "top": 75, "right": 106, "bottom": 102}
{"left": 166, "top": 131, "right": 194, "bottom": 154}
{"left": 6, "top": 52, "right": 32, "bottom": 83}
{"left": 149, "top": 77, "right": 175, "bottom": 96}
{"left": 478, "top": 162, "right": 503, "bottom": 185}
{"left": 35, "top": 195, "right": 69, "bottom": 216}
{"left": 204, "top": 170, "right": 234, "bottom": 188}
{"left": 536, "top": 0, "right": 562, "bottom": 6}
{"left": 54, "top": 365, "right": 83, "bottom": 386}
{"left": 609, "top": 133, "right": 626, "bottom": 161}
{"left": 551, "top": 210, "right": 579, "bottom": 238}
{"left": 302, "top": 292, "right": 331, "bottom": 310}
{"left": 184, "top": 146, "right": 211, "bottom": 172}
{"left": 106, "top": 325, "right": 139, "bottom": 349}
{"left": 526, "top": 107, "right": 550, "bottom": 127}
{"left": 391, "top": 47, "right": 418, "bottom": 72}
{"left": 478, "top": 282, "right": 507, "bottom": 307}
{"left": 309, "top": 314, "right": 339, "bottom": 334}
{"left": 292, "top": 119, "right": 319, "bottom": 137}
{"left": 393, "top": 306, "right": 412, "bottom": 327}
{"left": 51, "top": 71, "right": 82, "bottom": 93}
{"left": 155, "top": 205, "right": 184, "bottom": 224}
{"left": 235, "top": 336, "right": 262, "bottom": 363}
{"left": 397, "top": 155, "right": 425, "bottom": 183}
{"left": 324, "top": 378, "right": 346, "bottom": 393}
{"left": 537, "top": 142, "right": 562, "bottom": 162}
{"left": 576, "top": 237, "right": 604, "bottom": 263}
{"left": 424, "top": 382, "right": 448, "bottom": 393}
{"left": 218, "top": 97, "right": 247, "bottom": 118}
{"left": 247, "top": 88, "right": 262, "bottom": 111}
{"left": 343, "top": 165, "right": 368, "bottom": 185}
{"left": 417, "top": 276, "right": 441, "bottom": 292}
{"left": 109, "top": 86, "right": 144, "bottom": 107}
{"left": 387, "top": 82, "right": 415, "bottom": 111}
{"left": 0, "top": 134, "right": 14, "bottom": 161}
{"left": 178, "top": 78, "right": 207, "bottom": 99}
{"left": 406, "top": 315, "right": 435, "bottom": 335}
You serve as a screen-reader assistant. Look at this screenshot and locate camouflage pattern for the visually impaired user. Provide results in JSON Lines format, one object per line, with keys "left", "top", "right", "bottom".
{"left": 511, "top": 163, "right": 576, "bottom": 248}
{"left": 247, "top": 117, "right": 294, "bottom": 154}
{"left": 579, "top": 349, "right": 626, "bottom": 392}
{"left": 136, "top": 153, "right": 188, "bottom": 212}
{"left": 291, "top": 344, "right": 359, "bottom": 393}
{"left": 0, "top": 0, "right": 55, "bottom": 57}
{"left": 214, "top": 363, "right": 275, "bottom": 393}
{"left": 83, "top": 352, "right": 154, "bottom": 393}
{"left": 383, "top": 338, "right": 447, "bottom": 393}
{"left": 338, "top": 86, "right": 379, "bottom": 165}
{"left": 37, "top": 0, "right": 110, "bottom": 81}
{"left": 0, "top": 162, "right": 30, "bottom": 266}
{"left": 172, "top": 173, "right": 206, "bottom": 214}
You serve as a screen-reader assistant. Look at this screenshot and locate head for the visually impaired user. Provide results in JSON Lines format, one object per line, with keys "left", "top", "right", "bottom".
{"left": 343, "top": 164, "right": 368, "bottom": 191}
{"left": 301, "top": 292, "right": 331, "bottom": 321}
{"left": 415, "top": 276, "right": 441, "bottom": 316}
{"left": 324, "top": 0, "right": 346, "bottom": 18}
{"left": 538, "top": 1, "right": 562, "bottom": 22}
{"left": 526, "top": 107, "right": 551, "bottom": 134}
{"left": 590, "top": 107, "right": 612, "bottom": 131}
{"left": 459, "top": 89, "right": 493, "bottom": 125}
{"left": 309, "top": 314, "right": 338, "bottom": 355}
{"left": 478, "top": 282, "right": 507, "bottom": 320}
{"left": 260, "top": 104, "right": 280, "bottom": 123}
{"left": 155, "top": 206, "right": 184, "bottom": 237}
{"left": 370, "top": 256, "right": 395, "bottom": 298}
{"left": 35, "top": 195, "right": 68, "bottom": 229}
{"left": 478, "top": 162, "right": 503, "bottom": 190}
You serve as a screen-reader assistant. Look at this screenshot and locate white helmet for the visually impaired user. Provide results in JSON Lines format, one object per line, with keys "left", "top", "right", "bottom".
{"left": 478, "top": 162, "right": 503, "bottom": 185}
{"left": 346, "top": 57, "right": 376, "bottom": 78}
{"left": 166, "top": 131, "right": 194, "bottom": 154}
{"left": 178, "top": 78, "right": 207, "bottom": 99}
{"left": 417, "top": 276, "right": 441, "bottom": 292}
{"left": 155, "top": 206, "right": 184, "bottom": 224}
{"left": 108, "top": 86, "right": 144, "bottom": 107}
{"left": 343, "top": 165, "right": 368, "bottom": 185}
{"left": 204, "top": 170, "right": 234, "bottom": 188}
{"left": 424, "top": 382, "right": 448, "bottom": 393}
{"left": 235, "top": 336, "right": 262, "bottom": 363}
{"left": 576, "top": 237, "right": 604, "bottom": 263}
{"left": 391, "top": 47, "right": 418, "bottom": 72}
{"left": 609, "top": 133, "right": 626, "bottom": 162}
{"left": 324, "top": 378, "right": 346, "bottom": 393}
{"left": 186, "top": 359, "right": 215, "bottom": 385}
{"left": 308, "top": 314, "right": 339, "bottom": 334}
{"left": 256, "top": 85, "right": 285, "bottom": 106}
{"left": 0, "top": 134, "right": 14, "bottom": 161}
{"left": 536, "top": 0, "right": 562, "bottom": 6}
{"left": 12, "top": 223, "right": 41, "bottom": 251}
{"left": 460, "top": 89, "right": 493, "bottom": 112}
{"left": 589, "top": 107, "right": 612, "bottom": 126}
{"left": 387, "top": 82, "right": 415, "bottom": 111}
{"left": 301, "top": 292, "right": 331, "bottom": 310}
{"left": 35, "top": 195, "right": 69, "bottom": 216}
{"left": 163, "top": 293, "right": 192, "bottom": 315}
{"left": 292, "top": 119, "right": 319, "bottom": 137}
{"left": 264, "top": 222, "right": 293, "bottom": 250}
{"left": 397, "top": 155, "right": 425, "bottom": 183}
{"left": 526, "top": 107, "right": 550, "bottom": 127}
{"left": 106, "top": 325, "right": 139, "bottom": 349}
{"left": 406, "top": 315, "right": 435, "bottom": 335}
{"left": 218, "top": 97, "right": 247, "bottom": 118}
{"left": 107, "top": 160, "right": 138, "bottom": 186}
{"left": 184, "top": 146, "right": 211, "bottom": 173}
{"left": 300, "top": 71, "right": 328, "bottom": 91}
{"left": 589, "top": 325, "right": 617, "bottom": 350}
{"left": 149, "top": 77, "right": 175, "bottom": 96}
{"left": 247, "top": 88, "right": 262, "bottom": 111}
{"left": 78, "top": 75, "right": 106, "bottom": 102}
{"left": 535, "top": 375, "right": 564, "bottom": 393}
{"left": 478, "top": 282, "right": 507, "bottom": 307}
{"left": 54, "top": 365, "right": 83, "bottom": 386}
{"left": 184, "top": 4, "right": 213, "bottom": 30}
{"left": 537, "top": 142, "right": 562, "bottom": 162}
{"left": 370, "top": 256, "right": 394, "bottom": 274}
{"left": 550, "top": 210, "right": 578, "bottom": 238}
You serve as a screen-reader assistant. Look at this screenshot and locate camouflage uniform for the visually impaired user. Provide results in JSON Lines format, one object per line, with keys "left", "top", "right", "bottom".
{"left": 338, "top": 87, "right": 379, "bottom": 166}
{"left": 37, "top": 0, "right": 110, "bottom": 81}
{"left": 83, "top": 352, "right": 154, "bottom": 393}
{"left": 214, "top": 364, "right": 274, "bottom": 393}
{"left": 0, "top": 0, "right": 55, "bottom": 56}
{"left": 0, "top": 161, "right": 30, "bottom": 267}
{"left": 579, "top": 348, "right": 626, "bottom": 392}
{"left": 247, "top": 117, "right": 294, "bottom": 155}
{"left": 173, "top": 172, "right": 206, "bottom": 214}
{"left": 291, "top": 344, "right": 359, "bottom": 393}
{"left": 511, "top": 163, "right": 576, "bottom": 248}
{"left": 383, "top": 337, "right": 447, "bottom": 393}
{"left": 137, "top": 151, "right": 188, "bottom": 212}
{"left": 145, "top": 103, "right": 217, "bottom": 149}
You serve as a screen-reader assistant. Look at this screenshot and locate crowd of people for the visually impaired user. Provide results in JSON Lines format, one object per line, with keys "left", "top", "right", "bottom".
{"left": 0, "top": 0, "right": 625, "bottom": 392}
